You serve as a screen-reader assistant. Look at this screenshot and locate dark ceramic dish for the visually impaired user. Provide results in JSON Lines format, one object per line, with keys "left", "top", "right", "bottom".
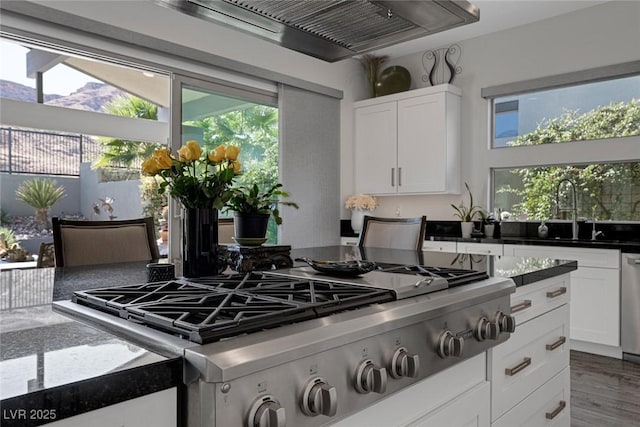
{"left": 295, "top": 257, "right": 378, "bottom": 277}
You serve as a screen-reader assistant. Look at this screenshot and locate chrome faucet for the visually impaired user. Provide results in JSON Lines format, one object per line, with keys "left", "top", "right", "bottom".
{"left": 555, "top": 178, "right": 579, "bottom": 240}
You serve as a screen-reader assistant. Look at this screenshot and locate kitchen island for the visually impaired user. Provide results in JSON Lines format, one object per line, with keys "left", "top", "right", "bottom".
{"left": 1, "top": 247, "right": 576, "bottom": 427}
{"left": 0, "top": 263, "right": 182, "bottom": 427}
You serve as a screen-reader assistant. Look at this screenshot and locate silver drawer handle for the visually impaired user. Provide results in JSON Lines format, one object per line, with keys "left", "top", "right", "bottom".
{"left": 511, "top": 300, "right": 532, "bottom": 314}
{"left": 545, "top": 400, "right": 566, "bottom": 420}
{"left": 546, "top": 336, "right": 566, "bottom": 351}
{"left": 505, "top": 357, "right": 532, "bottom": 376}
{"left": 546, "top": 287, "right": 567, "bottom": 299}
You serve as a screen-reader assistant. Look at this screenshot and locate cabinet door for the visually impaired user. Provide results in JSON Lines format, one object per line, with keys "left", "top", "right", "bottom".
{"left": 571, "top": 266, "right": 620, "bottom": 346}
{"left": 409, "top": 382, "right": 490, "bottom": 427}
{"left": 397, "top": 93, "right": 446, "bottom": 194}
{"left": 44, "top": 388, "right": 177, "bottom": 427}
{"left": 354, "top": 101, "right": 397, "bottom": 195}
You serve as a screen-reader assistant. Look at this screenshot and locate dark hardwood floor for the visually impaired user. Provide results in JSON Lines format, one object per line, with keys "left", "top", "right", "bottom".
{"left": 571, "top": 350, "right": 640, "bottom": 426}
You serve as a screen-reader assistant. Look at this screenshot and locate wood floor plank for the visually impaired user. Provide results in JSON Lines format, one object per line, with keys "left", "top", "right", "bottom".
{"left": 571, "top": 350, "right": 640, "bottom": 427}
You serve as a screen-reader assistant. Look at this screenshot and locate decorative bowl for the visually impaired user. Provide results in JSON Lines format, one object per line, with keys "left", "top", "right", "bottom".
{"left": 295, "top": 257, "right": 378, "bottom": 277}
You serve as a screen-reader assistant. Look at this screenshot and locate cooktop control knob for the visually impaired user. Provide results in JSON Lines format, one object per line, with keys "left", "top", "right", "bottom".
{"left": 300, "top": 377, "right": 338, "bottom": 417}
{"left": 390, "top": 347, "right": 420, "bottom": 379}
{"left": 475, "top": 316, "right": 500, "bottom": 341}
{"left": 496, "top": 311, "right": 516, "bottom": 333}
{"left": 355, "top": 359, "right": 387, "bottom": 394}
{"left": 437, "top": 330, "right": 464, "bottom": 358}
{"left": 248, "top": 395, "right": 286, "bottom": 427}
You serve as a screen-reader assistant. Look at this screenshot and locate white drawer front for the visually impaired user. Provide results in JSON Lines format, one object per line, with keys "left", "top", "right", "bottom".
{"left": 340, "top": 237, "right": 359, "bottom": 246}
{"left": 511, "top": 275, "right": 570, "bottom": 325}
{"left": 422, "top": 240, "right": 458, "bottom": 252}
{"left": 506, "top": 244, "right": 619, "bottom": 269}
{"left": 492, "top": 367, "right": 570, "bottom": 427}
{"left": 458, "top": 242, "right": 504, "bottom": 256}
{"left": 489, "top": 305, "right": 570, "bottom": 421}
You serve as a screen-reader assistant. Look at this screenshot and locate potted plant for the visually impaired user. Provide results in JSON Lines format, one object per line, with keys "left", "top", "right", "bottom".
{"left": 451, "top": 183, "right": 486, "bottom": 238}
{"left": 226, "top": 183, "right": 299, "bottom": 242}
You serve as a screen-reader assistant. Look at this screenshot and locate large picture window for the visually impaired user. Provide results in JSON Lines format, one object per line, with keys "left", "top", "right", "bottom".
{"left": 491, "top": 74, "right": 640, "bottom": 148}
{"left": 485, "top": 64, "right": 640, "bottom": 221}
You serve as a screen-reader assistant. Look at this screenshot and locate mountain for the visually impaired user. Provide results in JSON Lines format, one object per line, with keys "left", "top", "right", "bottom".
{"left": 0, "top": 80, "right": 124, "bottom": 112}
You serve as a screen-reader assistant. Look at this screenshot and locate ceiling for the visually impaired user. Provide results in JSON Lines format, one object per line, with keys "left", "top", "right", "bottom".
{"left": 367, "top": 0, "right": 610, "bottom": 59}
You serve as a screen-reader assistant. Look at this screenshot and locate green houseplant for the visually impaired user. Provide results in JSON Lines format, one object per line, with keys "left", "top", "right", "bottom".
{"left": 451, "top": 182, "right": 486, "bottom": 238}
{"left": 227, "top": 183, "right": 299, "bottom": 241}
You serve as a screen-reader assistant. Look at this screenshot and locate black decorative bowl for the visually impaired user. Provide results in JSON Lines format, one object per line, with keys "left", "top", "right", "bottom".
{"left": 295, "top": 257, "right": 378, "bottom": 277}
{"left": 375, "top": 66, "right": 411, "bottom": 97}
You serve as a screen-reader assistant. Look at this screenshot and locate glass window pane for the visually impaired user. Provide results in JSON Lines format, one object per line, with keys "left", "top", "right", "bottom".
{"left": 491, "top": 75, "right": 640, "bottom": 148}
{"left": 493, "top": 163, "right": 640, "bottom": 221}
{"left": 180, "top": 85, "right": 280, "bottom": 242}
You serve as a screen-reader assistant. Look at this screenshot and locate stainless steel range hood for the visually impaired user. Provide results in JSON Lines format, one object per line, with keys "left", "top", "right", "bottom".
{"left": 155, "top": 0, "right": 479, "bottom": 62}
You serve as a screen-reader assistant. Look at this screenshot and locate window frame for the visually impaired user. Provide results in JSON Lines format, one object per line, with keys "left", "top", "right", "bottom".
{"left": 483, "top": 62, "right": 640, "bottom": 217}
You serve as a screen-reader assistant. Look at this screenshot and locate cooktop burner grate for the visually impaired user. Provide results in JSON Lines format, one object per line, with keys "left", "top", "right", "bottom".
{"left": 72, "top": 272, "right": 394, "bottom": 343}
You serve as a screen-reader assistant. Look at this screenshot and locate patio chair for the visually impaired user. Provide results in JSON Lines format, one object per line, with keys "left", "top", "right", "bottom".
{"left": 52, "top": 217, "right": 160, "bottom": 267}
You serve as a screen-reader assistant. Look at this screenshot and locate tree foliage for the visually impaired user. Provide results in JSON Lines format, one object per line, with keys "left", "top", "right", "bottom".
{"left": 498, "top": 100, "right": 640, "bottom": 220}
{"left": 94, "top": 95, "right": 162, "bottom": 168}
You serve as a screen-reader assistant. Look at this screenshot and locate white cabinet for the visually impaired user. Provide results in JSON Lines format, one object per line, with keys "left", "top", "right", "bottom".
{"left": 354, "top": 85, "right": 461, "bottom": 196}
{"left": 492, "top": 368, "right": 570, "bottom": 427}
{"left": 506, "top": 244, "right": 621, "bottom": 356}
{"left": 44, "top": 388, "right": 177, "bottom": 427}
{"left": 488, "top": 271, "right": 571, "bottom": 427}
{"left": 489, "top": 304, "right": 570, "bottom": 421}
{"left": 409, "top": 381, "right": 490, "bottom": 427}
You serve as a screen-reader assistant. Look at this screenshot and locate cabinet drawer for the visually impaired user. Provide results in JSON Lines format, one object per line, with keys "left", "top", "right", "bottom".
{"left": 458, "top": 242, "right": 503, "bottom": 256}
{"left": 506, "top": 244, "right": 620, "bottom": 269}
{"left": 492, "top": 367, "right": 570, "bottom": 427}
{"left": 489, "top": 305, "right": 570, "bottom": 421}
{"left": 422, "top": 240, "right": 458, "bottom": 253}
{"left": 510, "top": 275, "right": 570, "bottom": 325}
{"left": 409, "top": 381, "right": 490, "bottom": 427}
{"left": 340, "top": 237, "right": 358, "bottom": 246}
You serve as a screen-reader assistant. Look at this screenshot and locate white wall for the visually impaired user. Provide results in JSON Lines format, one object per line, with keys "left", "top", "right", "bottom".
{"left": 358, "top": 1, "right": 640, "bottom": 220}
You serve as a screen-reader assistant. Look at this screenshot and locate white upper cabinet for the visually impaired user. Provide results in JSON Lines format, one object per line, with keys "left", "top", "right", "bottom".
{"left": 354, "top": 85, "right": 461, "bottom": 195}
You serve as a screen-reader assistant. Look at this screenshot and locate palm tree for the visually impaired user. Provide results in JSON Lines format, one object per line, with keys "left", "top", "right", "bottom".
{"left": 93, "top": 95, "right": 163, "bottom": 168}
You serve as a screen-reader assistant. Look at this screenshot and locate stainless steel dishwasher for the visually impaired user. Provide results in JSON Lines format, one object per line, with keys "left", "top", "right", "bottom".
{"left": 622, "top": 253, "right": 640, "bottom": 363}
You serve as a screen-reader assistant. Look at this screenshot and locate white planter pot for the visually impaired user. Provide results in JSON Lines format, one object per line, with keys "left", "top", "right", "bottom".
{"left": 461, "top": 221, "right": 474, "bottom": 238}
{"left": 351, "top": 209, "right": 374, "bottom": 234}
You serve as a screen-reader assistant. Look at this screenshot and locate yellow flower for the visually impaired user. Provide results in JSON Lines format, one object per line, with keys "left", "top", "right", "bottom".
{"left": 178, "top": 140, "right": 202, "bottom": 162}
{"left": 232, "top": 160, "right": 242, "bottom": 174}
{"left": 153, "top": 148, "right": 172, "bottom": 170}
{"left": 141, "top": 157, "right": 159, "bottom": 175}
{"left": 208, "top": 145, "right": 226, "bottom": 163}
{"left": 225, "top": 145, "right": 240, "bottom": 161}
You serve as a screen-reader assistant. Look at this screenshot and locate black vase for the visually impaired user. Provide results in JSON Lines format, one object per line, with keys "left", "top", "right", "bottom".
{"left": 234, "top": 212, "right": 270, "bottom": 238}
{"left": 182, "top": 207, "right": 219, "bottom": 278}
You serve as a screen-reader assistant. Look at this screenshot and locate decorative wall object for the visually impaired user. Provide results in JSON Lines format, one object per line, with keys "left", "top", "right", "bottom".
{"left": 421, "top": 44, "right": 463, "bottom": 86}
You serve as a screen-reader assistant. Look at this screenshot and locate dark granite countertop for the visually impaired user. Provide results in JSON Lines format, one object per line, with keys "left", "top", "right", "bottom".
{"left": 291, "top": 246, "right": 577, "bottom": 288}
{"left": 0, "top": 263, "right": 182, "bottom": 427}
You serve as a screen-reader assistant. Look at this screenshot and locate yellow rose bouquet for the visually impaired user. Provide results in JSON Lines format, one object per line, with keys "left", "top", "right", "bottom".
{"left": 141, "top": 140, "right": 241, "bottom": 210}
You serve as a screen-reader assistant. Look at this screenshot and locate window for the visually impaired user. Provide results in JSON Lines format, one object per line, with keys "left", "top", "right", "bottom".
{"left": 494, "top": 100, "right": 519, "bottom": 147}
{"left": 484, "top": 63, "right": 640, "bottom": 221}
{"left": 494, "top": 162, "right": 640, "bottom": 221}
